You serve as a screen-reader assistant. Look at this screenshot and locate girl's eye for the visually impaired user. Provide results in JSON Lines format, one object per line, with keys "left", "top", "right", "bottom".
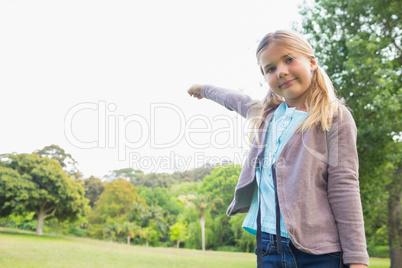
{"left": 266, "top": 67, "right": 275, "bottom": 74}
{"left": 286, "top": 57, "right": 294, "bottom": 63}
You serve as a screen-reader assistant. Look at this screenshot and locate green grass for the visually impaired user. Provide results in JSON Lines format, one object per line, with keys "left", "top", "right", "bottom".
{"left": 0, "top": 228, "right": 390, "bottom": 268}
{"left": 0, "top": 228, "right": 255, "bottom": 268}
{"left": 368, "top": 258, "right": 390, "bottom": 268}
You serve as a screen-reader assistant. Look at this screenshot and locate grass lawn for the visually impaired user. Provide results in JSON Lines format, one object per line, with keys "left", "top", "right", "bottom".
{"left": 0, "top": 228, "right": 390, "bottom": 268}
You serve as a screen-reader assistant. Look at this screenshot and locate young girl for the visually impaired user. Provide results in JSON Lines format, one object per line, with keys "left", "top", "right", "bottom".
{"left": 187, "top": 30, "right": 369, "bottom": 268}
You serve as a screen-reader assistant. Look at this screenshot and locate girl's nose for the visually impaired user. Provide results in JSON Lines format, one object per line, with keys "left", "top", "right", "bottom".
{"left": 277, "top": 65, "right": 288, "bottom": 78}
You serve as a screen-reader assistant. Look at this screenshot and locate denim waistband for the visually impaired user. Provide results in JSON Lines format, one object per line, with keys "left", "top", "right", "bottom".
{"left": 261, "top": 232, "right": 291, "bottom": 244}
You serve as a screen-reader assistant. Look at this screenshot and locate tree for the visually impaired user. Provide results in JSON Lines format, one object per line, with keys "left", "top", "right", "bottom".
{"left": 170, "top": 220, "right": 189, "bottom": 248}
{"left": 82, "top": 176, "right": 105, "bottom": 208}
{"left": 299, "top": 0, "right": 401, "bottom": 266}
{"left": 179, "top": 193, "right": 223, "bottom": 251}
{"left": 138, "top": 186, "right": 181, "bottom": 217}
{"left": 0, "top": 153, "right": 87, "bottom": 235}
{"left": 53, "top": 177, "right": 89, "bottom": 234}
{"left": 138, "top": 226, "right": 158, "bottom": 247}
{"left": 122, "top": 221, "right": 139, "bottom": 245}
{"left": 103, "top": 168, "right": 143, "bottom": 183}
{"left": 140, "top": 173, "right": 177, "bottom": 188}
{"left": 89, "top": 178, "right": 145, "bottom": 224}
{"left": 229, "top": 214, "right": 255, "bottom": 252}
{"left": 199, "top": 164, "right": 242, "bottom": 245}
{"left": 103, "top": 221, "right": 122, "bottom": 242}
{"left": 137, "top": 204, "right": 169, "bottom": 243}
{"left": 171, "top": 164, "right": 215, "bottom": 183}
{"left": 385, "top": 141, "right": 402, "bottom": 264}
{"left": 34, "top": 144, "right": 82, "bottom": 180}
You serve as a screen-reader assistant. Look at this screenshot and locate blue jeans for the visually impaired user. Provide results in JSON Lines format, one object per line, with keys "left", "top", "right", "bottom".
{"left": 255, "top": 233, "right": 348, "bottom": 268}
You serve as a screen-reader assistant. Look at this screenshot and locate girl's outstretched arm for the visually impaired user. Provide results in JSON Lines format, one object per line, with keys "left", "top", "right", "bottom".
{"left": 187, "top": 84, "right": 256, "bottom": 119}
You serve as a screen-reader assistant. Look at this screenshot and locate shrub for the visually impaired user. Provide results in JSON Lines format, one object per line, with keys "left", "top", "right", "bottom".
{"left": 367, "top": 245, "right": 389, "bottom": 258}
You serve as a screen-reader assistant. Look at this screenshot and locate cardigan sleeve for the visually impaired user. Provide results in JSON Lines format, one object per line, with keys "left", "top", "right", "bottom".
{"left": 326, "top": 106, "right": 369, "bottom": 266}
{"left": 201, "top": 85, "right": 256, "bottom": 119}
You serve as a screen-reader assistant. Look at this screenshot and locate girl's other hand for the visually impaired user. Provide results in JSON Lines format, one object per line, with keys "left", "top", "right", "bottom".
{"left": 187, "top": 84, "right": 204, "bottom": 99}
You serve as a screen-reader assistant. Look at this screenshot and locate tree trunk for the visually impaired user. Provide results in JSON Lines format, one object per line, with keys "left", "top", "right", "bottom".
{"left": 37, "top": 212, "right": 45, "bottom": 236}
{"left": 57, "top": 219, "right": 61, "bottom": 235}
{"left": 127, "top": 235, "right": 131, "bottom": 246}
{"left": 177, "top": 240, "right": 181, "bottom": 249}
{"left": 220, "top": 216, "right": 228, "bottom": 245}
{"left": 200, "top": 212, "right": 205, "bottom": 251}
{"left": 36, "top": 202, "right": 57, "bottom": 236}
{"left": 388, "top": 167, "right": 402, "bottom": 268}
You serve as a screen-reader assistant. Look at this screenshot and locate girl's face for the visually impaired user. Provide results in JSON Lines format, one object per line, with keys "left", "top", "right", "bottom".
{"left": 258, "top": 44, "right": 318, "bottom": 110}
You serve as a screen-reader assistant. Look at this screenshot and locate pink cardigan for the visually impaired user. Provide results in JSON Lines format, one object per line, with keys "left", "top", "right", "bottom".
{"left": 201, "top": 85, "right": 369, "bottom": 266}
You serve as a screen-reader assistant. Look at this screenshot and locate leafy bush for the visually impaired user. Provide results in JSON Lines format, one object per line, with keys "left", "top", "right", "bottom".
{"left": 216, "top": 246, "right": 242, "bottom": 252}
{"left": 367, "top": 245, "right": 389, "bottom": 258}
{"left": 68, "top": 226, "right": 87, "bottom": 237}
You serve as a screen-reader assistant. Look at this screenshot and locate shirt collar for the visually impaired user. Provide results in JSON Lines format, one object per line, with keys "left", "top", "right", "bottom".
{"left": 273, "top": 102, "right": 290, "bottom": 120}
{"left": 274, "top": 102, "right": 307, "bottom": 119}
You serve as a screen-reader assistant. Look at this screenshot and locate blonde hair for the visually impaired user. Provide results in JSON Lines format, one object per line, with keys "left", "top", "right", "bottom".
{"left": 247, "top": 30, "right": 342, "bottom": 144}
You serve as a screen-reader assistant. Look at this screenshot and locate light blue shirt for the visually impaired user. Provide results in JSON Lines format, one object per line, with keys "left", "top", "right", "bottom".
{"left": 242, "top": 102, "right": 308, "bottom": 237}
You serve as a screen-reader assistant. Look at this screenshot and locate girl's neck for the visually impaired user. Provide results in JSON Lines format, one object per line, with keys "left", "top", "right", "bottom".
{"left": 285, "top": 102, "right": 307, "bottom": 112}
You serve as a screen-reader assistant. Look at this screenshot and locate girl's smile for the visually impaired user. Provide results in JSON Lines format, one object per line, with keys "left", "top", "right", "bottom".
{"left": 279, "top": 78, "right": 297, "bottom": 88}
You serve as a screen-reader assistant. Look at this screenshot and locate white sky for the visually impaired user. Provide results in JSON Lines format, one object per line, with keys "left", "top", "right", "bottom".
{"left": 0, "top": 0, "right": 306, "bottom": 178}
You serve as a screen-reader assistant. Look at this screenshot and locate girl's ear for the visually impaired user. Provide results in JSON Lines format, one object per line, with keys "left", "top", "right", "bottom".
{"left": 310, "top": 58, "right": 318, "bottom": 72}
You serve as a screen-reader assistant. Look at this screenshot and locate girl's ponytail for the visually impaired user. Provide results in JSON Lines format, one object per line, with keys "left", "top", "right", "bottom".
{"left": 298, "top": 65, "right": 342, "bottom": 133}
